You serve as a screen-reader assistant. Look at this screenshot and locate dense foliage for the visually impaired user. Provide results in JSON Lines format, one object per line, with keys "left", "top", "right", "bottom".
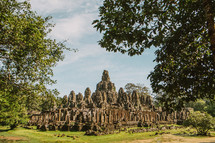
{"left": 93, "top": 0, "right": 215, "bottom": 110}
{"left": 186, "top": 99, "right": 215, "bottom": 117}
{"left": 0, "top": 0, "right": 68, "bottom": 128}
{"left": 184, "top": 111, "right": 215, "bottom": 135}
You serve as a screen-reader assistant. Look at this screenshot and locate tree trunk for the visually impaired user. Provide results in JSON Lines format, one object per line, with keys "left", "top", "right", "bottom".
{"left": 204, "top": 0, "right": 215, "bottom": 67}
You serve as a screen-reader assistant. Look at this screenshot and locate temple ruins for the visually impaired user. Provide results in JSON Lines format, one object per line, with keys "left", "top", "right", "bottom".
{"left": 29, "top": 70, "right": 190, "bottom": 132}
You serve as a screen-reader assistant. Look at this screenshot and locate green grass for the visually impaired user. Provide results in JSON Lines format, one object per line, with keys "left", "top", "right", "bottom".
{"left": 0, "top": 126, "right": 214, "bottom": 143}
{"left": 0, "top": 127, "right": 155, "bottom": 143}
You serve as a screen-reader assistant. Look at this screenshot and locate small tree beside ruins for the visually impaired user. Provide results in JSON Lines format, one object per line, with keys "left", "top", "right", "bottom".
{"left": 184, "top": 111, "right": 215, "bottom": 136}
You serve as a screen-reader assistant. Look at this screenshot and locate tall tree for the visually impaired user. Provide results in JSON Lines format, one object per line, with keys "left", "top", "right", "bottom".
{"left": 0, "top": 0, "right": 68, "bottom": 128}
{"left": 93, "top": 0, "right": 215, "bottom": 110}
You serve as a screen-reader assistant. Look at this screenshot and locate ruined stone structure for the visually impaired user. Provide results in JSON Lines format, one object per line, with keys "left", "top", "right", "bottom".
{"left": 29, "top": 70, "right": 190, "bottom": 132}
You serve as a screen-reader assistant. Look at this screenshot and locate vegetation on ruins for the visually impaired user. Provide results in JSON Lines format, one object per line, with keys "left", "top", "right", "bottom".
{"left": 124, "top": 83, "right": 156, "bottom": 108}
{"left": 154, "top": 93, "right": 215, "bottom": 115}
{"left": 184, "top": 111, "right": 215, "bottom": 135}
{"left": 93, "top": 0, "right": 215, "bottom": 110}
{"left": 0, "top": 0, "right": 68, "bottom": 128}
{"left": 124, "top": 83, "right": 151, "bottom": 95}
{"left": 185, "top": 99, "right": 215, "bottom": 117}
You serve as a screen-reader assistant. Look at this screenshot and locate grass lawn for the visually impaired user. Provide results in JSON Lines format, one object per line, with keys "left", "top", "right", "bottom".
{"left": 0, "top": 126, "right": 214, "bottom": 143}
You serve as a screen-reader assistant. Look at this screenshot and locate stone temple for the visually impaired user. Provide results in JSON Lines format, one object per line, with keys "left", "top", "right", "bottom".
{"left": 29, "top": 70, "right": 190, "bottom": 132}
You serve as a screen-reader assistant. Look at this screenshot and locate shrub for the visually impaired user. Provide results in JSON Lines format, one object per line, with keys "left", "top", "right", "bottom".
{"left": 184, "top": 111, "right": 215, "bottom": 135}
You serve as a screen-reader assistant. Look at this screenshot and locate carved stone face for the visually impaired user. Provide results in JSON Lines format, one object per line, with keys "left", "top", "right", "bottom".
{"left": 102, "top": 70, "right": 110, "bottom": 81}
{"left": 84, "top": 87, "right": 91, "bottom": 98}
{"left": 118, "top": 87, "right": 124, "bottom": 96}
{"left": 132, "top": 91, "right": 139, "bottom": 100}
{"left": 95, "top": 91, "right": 103, "bottom": 103}
{"left": 102, "top": 82, "right": 108, "bottom": 90}
{"left": 108, "top": 82, "right": 115, "bottom": 91}
{"left": 76, "top": 93, "right": 83, "bottom": 103}
{"left": 123, "top": 93, "right": 129, "bottom": 102}
{"left": 132, "top": 91, "right": 140, "bottom": 105}
{"left": 69, "top": 91, "right": 76, "bottom": 101}
{"left": 62, "top": 95, "right": 68, "bottom": 105}
{"left": 107, "top": 93, "right": 113, "bottom": 103}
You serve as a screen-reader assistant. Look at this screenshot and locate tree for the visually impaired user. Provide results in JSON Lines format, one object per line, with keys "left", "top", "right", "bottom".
{"left": 0, "top": 84, "right": 28, "bottom": 129}
{"left": 93, "top": 0, "right": 215, "bottom": 110}
{"left": 186, "top": 100, "right": 207, "bottom": 112}
{"left": 124, "top": 83, "right": 150, "bottom": 95}
{"left": 40, "top": 89, "right": 59, "bottom": 112}
{"left": 185, "top": 99, "right": 215, "bottom": 117}
{"left": 0, "top": 0, "right": 68, "bottom": 128}
{"left": 184, "top": 111, "right": 215, "bottom": 136}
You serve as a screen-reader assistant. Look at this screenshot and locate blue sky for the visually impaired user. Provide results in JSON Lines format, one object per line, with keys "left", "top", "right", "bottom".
{"left": 29, "top": 0, "right": 156, "bottom": 97}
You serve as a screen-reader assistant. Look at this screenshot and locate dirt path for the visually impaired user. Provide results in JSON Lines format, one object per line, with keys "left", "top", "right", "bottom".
{"left": 129, "top": 134, "right": 215, "bottom": 143}
{"left": 0, "top": 136, "right": 27, "bottom": 141}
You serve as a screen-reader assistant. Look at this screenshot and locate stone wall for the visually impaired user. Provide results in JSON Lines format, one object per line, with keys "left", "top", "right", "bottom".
{"left": 29, "top": 70, "right": 190, "bottom": 131}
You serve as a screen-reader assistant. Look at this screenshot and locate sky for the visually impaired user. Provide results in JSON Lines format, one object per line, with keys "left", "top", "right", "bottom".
{"left": 28, "top": 0, "right": 156, "bottom": 97}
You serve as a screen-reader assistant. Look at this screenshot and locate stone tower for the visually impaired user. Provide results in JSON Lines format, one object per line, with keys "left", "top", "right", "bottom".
{"left": 94, "top": 70, "right": 118, "bottom": 105}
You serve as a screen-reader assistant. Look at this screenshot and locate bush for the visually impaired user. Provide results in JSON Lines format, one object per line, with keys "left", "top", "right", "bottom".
{"left": 184, "top": 111, "right": 215, "bottom": 135}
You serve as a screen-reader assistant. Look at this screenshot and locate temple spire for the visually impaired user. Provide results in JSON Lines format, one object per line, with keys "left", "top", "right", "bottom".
{"left": 102, "top": 70, "right": 110, "bottom": 82}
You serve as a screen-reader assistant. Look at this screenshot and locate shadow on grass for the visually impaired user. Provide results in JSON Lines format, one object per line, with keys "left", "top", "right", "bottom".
{"left": 0, "top": 129, "right": 10, "bottom": 132}
{"left": 173, "top": 133, "right": 215, "bottom": 138}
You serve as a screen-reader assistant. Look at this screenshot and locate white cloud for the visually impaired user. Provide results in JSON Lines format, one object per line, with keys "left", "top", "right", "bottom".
{"left": 30, "top": 0, "right": 83, "bottom": 14}
{"left": 50, "top": 13, "right": 96, "bottom": 41}
{"left": 56, "top": 44, "right": 106, "bottom": 67}
{"left": 29, "top": 0, "right": 101, "bottom": 42}
{"left": 29, "top": 0, "right": 101, "bottom": 15}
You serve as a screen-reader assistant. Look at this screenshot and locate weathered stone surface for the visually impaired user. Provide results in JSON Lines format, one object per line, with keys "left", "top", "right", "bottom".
{"left": 62, "top": 95, "right": 68, "bottom": 108}
{"left": 68, "top": 90, "right": 76, "bottom": 108}
{"left": 29, "top": 70, "right": 190, "bottom": 132}
{"left": 84, "top": 88, "right": 93, "bottom": 107}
